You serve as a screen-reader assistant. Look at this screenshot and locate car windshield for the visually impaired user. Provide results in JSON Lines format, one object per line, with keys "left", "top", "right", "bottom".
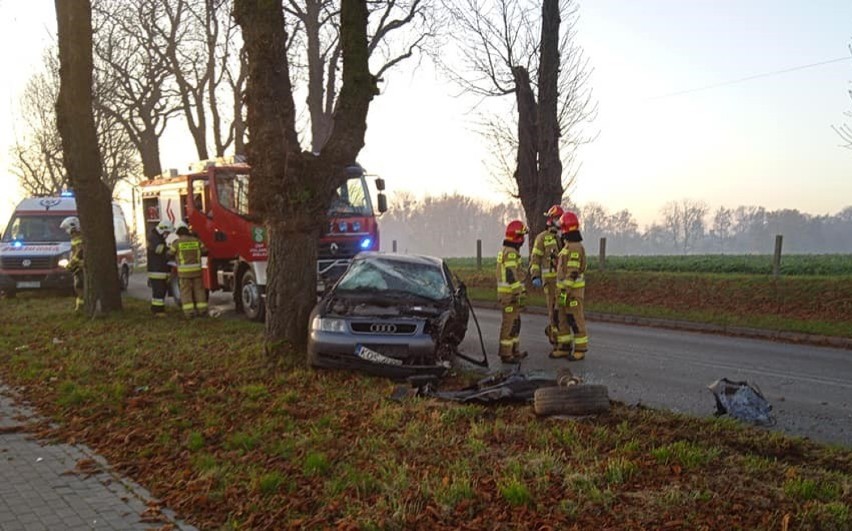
{"left": 328, "top": 177, "right": 373, "bottom": 217}
{"left": 335, "top": 257, "right": 451, "bottom": 301}
{"left": 2, "top": 215, "right": 69, "bottom": 243}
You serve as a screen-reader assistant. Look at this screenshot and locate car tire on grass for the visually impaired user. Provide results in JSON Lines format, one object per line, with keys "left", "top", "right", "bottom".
{"left": 534, "top": 385, "right": 610, "bottom": 416}
{"left": 240, "top": 269, "right": 265, "bottom": 322}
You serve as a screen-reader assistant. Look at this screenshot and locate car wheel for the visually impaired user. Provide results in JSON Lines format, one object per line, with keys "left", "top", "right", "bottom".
{"left": 533, "top": 385, "right": 610, "bottom": 417}
{"left": 119, "top": 266, "right": 130, "bottom": 291}
{"left": 240, "top": 269, "right": 265, "bottom": 322}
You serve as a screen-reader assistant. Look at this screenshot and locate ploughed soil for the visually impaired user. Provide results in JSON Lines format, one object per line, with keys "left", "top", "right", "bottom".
{"left": 0, "top": 295, "right": 850, "bottom": 529}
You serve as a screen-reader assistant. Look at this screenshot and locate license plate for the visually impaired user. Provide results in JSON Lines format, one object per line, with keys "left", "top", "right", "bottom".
{"left": 355, "top": 345, "right": 403, "bottom": 366}
{"left": 16, "top": 281, "right": 41, "bottom": 289}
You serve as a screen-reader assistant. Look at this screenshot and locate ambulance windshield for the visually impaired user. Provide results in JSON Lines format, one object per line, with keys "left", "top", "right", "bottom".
{"left": 2, "top": 215, "right": 70, "bottom": 243}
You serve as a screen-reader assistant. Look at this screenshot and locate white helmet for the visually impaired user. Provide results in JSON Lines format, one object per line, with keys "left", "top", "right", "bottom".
{"left": 174, "top": 220, "right": 189, "bottom": 233}
{"left": 60, "top": 216, "right": 81, "bottom": 234}
{"left": 155, "top": 220, "right": 174, "bottom": 235}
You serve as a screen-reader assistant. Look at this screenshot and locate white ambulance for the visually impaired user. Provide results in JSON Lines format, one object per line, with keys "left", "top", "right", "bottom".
{"left": 0, "top": 195, "right": 134, "bottom": 297}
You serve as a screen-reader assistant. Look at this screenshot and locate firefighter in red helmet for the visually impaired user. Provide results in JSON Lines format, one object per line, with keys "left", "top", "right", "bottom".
{"left": 552, "top": 211, "right": 588, "bottom": 360}
{"left": 496, "top": 219, "right": 529, "bottom": 363}
{"left": 530, "top": 205, "right": 564, "bottom": 344}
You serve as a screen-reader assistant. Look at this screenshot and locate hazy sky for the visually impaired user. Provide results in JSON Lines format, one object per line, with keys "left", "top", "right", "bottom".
{"left": 1, "top": 0, "right": 851, "bottom": 229}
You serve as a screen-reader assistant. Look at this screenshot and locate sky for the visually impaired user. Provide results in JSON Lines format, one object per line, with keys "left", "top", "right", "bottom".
{"left": 1, "top": 0, "right": 851, "bottom": 231}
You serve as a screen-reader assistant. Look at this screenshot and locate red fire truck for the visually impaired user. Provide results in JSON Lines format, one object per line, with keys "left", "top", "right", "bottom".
{"left": 136, "top": 158, "right": 386, "bottom": 320}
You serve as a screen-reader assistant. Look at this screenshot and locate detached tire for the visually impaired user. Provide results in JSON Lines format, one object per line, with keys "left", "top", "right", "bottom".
{"left": 534, "top": 385, "right": 610, "bottom": 416}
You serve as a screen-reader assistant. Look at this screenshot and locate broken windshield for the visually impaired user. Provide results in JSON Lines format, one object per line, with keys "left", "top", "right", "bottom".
{"left": 336, "top": 257, "right": 451, "bottom": 301}
{"left": 328, "top": 176, "right": 373, "bottom": 217}
{"left": 2, "top": 215, "right": 69, "bottom": 243}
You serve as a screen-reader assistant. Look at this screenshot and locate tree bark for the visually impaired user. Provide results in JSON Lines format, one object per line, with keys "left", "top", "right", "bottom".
{"left": 55, "top": 0, "right": 122, "bottom": 315}
{"left": 139, "top": 128, "right": 163, "bottom": 178}
{"left": 512, "top": 66, "right": 539, "bottom": 239}
{"left": 534, "top": 0, "right": 563, "bottom": 237}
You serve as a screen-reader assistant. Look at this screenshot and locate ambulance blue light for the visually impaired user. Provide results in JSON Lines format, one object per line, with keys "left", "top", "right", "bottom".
{"left": 360, "top": 238, "right": 372, "bottom": 250}
{"left": 12, "top": 240, "right": 23, "bottom": 248}
{"left": 60, "top": 191, "right": 75, "bottom": 197}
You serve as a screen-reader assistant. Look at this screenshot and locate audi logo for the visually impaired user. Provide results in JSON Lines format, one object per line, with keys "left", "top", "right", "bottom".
{"left": 330, "top": 242, "right": 339, "bottom": 255}
{"left": 370, "top": 323, "right": 397, "bottom": 334}
{"left": 22, "top": 259, "right": 32, "bottom": 267}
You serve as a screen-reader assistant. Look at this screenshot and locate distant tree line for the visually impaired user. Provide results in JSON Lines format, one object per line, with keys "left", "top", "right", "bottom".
{"left": 379, "top": 193, "right": 852, "bottom": 256}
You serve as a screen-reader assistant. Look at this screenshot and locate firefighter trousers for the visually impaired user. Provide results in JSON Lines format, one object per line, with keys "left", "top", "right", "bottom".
{"left": 552, "top": 288, "right": 587, "bottom": 360}
{"left": 179, "top": 276, "right": 208, "bottom": 316}
{"left": 499, "top": 299, "right": 522, "bottom": 360}
{"left": 72, "top": 271, "right": 84, "bottom": 311}
{"left": 543, "top": 279, "right": 558, "bottom": 343}
{"left": 149, "top": 277, "right": 168, "bottom": 313}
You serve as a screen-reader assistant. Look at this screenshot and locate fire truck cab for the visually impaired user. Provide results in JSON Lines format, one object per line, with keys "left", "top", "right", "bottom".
{"left": 137, "top": 158, "right": 386, "bottom": 321}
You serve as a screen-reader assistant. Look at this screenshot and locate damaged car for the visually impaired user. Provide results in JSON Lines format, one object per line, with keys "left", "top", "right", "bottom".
{"left": 307, "top": 252, "right": 470, "bottom": 378}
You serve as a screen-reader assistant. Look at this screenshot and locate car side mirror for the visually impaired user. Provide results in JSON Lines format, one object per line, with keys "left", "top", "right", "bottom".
{"left": 377, "top": 193, "right": 388, "bottom": 214}
{"left": 375, "top": 177, "right": 386, "bottom": 191}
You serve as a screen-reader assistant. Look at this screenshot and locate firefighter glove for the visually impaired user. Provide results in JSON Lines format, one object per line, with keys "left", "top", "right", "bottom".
{"left": 531, "top": 277, "right": 542, "bottom": 288}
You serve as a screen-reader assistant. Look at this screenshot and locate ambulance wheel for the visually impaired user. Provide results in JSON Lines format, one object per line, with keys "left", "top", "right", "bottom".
{"left": 240, "top": 269, "right": 265, "bottom": 322}
{"left": 119, "top": 266, "right": 130, "bottom": 291}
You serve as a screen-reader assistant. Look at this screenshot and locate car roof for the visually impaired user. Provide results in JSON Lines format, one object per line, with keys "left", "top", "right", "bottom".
{"left": 354, "top": 252, "right": 444, "bottom": 268}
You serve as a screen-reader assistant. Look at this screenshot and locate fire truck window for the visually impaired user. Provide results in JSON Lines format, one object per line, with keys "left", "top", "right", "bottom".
{"left": 216, "top": 171, "right": 250, "bottom": 216}
{"left": 328, "top": 177, "right": 371, "bottom": 216}
{"left": 192, "top": 179, "right": 211, "bottom": 216}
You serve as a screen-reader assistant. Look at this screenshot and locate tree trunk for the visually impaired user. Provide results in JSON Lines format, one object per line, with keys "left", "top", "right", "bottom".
{"left": 511, "top": 66, "right": 539, "bottom": 238}
{"left": 55, "top": 0, "right": 122, "bottom": 315}
{"left": 264, "top": 220, "right": 319, "bottom": 354}
{"left": 535, "top": 0, "right": 563, "bottom": 237}
{"left": 139, "top": 128, "right": 162, "bottom": 178}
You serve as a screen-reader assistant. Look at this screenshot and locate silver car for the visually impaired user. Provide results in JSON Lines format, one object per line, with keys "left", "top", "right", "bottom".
{"left": 307, "top": 252, "right": 470, "bottom": 378}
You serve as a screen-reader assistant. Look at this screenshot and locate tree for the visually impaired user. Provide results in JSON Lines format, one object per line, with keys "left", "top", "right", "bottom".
{"left": 11, "top": 49, "right": 141, "bottom": 195}
{"left": 709, "top": 206, "right": 734, "bottom": 252}
{"left": 444, "top": 0, "right": 596, "bottom": 237}
{"left": 660, "top": 199, "right": 708, "bottom": 254}
{"left": 93, "top": 0, "right": 180, "bottom": 178}
{"left": 234, "top": 0, "right": 378, "bottom": 357}
{"left": 832, "top": 42, "right": 852, "bottom": 149}
{"left": 55, "top": 0, "right": 122, "bottom": 314}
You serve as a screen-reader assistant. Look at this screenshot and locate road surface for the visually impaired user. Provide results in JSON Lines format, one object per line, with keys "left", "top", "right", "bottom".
{"left": 126, "top": 274, "right": 852, "bottom": 446}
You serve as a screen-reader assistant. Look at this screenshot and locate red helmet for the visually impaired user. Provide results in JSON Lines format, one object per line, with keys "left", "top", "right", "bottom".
{"left": 544, "top": 205, "right": 565, "bottom": 227}
{"left": 559, "top": 211, "right": 580, "bottom": 233}
{"left": 504, "top": 220, "right": 529, "bottom": 244}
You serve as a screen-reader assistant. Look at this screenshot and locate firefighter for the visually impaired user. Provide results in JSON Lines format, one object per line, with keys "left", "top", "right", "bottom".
{"left": 496, "top": 219, "right": 529, "bottom": 363}
{"left": 552, "top": 211, "right": 588, "bottom": 360}
{"left": 529, "top": 204, "right": 564, "bottom": 344}
{"left": 60, "top": 216, "right": 84, "bottom": 311}
{"left": 147, "top": 220, "right": 173, "bottom": 316}
{"left": 169, "top": 221, "right": 208, "bottom": 318}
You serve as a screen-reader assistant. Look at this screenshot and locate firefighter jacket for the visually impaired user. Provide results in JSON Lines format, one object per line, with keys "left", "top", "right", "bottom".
{"left": 556, "top": 240, "right": 586, "bottom": 303}
{"left": 169, "top": 234, "right": 204, "bottom": 279}
{"left": 67, "top": 232, "right": 84, "bottom": 273}
{"left": 529, "top": 228, "right": 561, "bottom": 282}
{"left": 147, "top": 229, "right": 170, "bottom": 279}
{"left": 496, "top": 244, "right": 526, "bottom": 306}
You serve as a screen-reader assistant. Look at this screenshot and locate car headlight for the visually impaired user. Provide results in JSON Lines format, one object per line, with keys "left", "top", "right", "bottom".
{"left": 311, "top": 317, "right": 347, "bottom": 333}
{"left": 58, "top": 258, "right": 69, "bottom": 268}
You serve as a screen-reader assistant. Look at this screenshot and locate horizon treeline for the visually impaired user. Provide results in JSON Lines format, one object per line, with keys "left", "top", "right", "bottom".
{"left": 379, "top": 192, "right": 852, "bottom": 257}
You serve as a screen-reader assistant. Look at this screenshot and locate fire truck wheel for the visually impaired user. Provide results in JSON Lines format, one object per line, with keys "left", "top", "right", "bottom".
{"left": 241, "top": 269, "right": 265, "bottom": 322}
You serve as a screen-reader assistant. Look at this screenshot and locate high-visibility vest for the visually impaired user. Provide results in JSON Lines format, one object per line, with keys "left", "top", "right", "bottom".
{"left": 170, "top": 235, "right": 202, "bottom": 278}
{"left": 530, "top": 229, "right": 561, "bottom": 280}
{"left": 496, "top": 245, "right": 525, "bottom": 296}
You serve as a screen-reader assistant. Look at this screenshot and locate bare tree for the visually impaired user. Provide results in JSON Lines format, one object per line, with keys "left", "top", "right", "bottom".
{"left": 234, "top": 0, "right": 379, "bottom": 357}
{"left": 661, "top": 199, "right": 709, "bottom": 254}
{"left": 93, "top": 0, "right": 180, "bottom": 178}
{"left": 12, "top": 49, "right": 141, "bottom": 195}
{"left": 709, "top": 206, "right": 734, "bottom": 252}
{"left": 443, "top": 0, "right": 596, "bottom": 237}
{"left": 286, "top": 0, "right": 438, "bottom": 153}
{"left": 55, "top": 0, "right": 122, "bottom": 314}
{"left": 832, "top": 42, "right": 852, "bottom": 149}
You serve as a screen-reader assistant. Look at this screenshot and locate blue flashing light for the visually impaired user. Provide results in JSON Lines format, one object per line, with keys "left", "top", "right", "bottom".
{"left": 12, "top": 240, "right": 23, "bottom": 248}
{"left": 359, "top": 238, "right": 372, "bottom": 250}
{"left": 352, "top": 221, "right": 361, "bottom": 232}
{"left": 60, "top": 190, "right": 74, "bottom": 197}
{"left": 338, "top": 221, "right": 348, "bottom": 232}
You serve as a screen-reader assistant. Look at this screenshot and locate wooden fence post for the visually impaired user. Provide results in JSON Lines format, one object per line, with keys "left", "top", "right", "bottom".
{"left": 392, "top": 240, "right": 397, "bottom": 253}
{"left": 476, "top": 239, "right": 482, "bottom": 270}
{"left": 599, "top": 237, "right": 607, "bottom": 271}
{"left": 773, "top": 234, "right": 783, "bottom": 277}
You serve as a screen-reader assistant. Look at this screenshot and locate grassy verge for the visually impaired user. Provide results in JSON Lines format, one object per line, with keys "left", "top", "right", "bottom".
{"left": 1, "top": 295, "right": 850, "bottom": 528}
{"left": 459, "top": 270, "right": 852, "bottom": 338}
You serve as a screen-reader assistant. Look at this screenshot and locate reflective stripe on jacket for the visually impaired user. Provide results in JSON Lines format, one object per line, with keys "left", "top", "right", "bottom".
{"left": 496, "top": 245, "right": 525, "bottom": 296}
{"left": 529, "top": 229, "right": 561, "bottom": 280}
{"left": 68, "top": 235, "right": 84, "bottom": 272}
{"left": 147, "top": 228, "right": 170, "bottom": 275}
{"left": 170, "top": 235, "right": 203, "bottom": 278}
{"left": 557, "top": 241, "right": 586, "bottom": 291}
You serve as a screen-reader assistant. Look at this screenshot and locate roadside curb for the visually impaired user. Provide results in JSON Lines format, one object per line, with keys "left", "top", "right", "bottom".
{"left": 469, "top": 301, "right": 852, "bottom": 350}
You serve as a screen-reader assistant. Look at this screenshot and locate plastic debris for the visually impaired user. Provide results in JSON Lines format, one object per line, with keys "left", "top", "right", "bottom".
{"left": 708, "top": 378, "right": 775, "bottom": 426}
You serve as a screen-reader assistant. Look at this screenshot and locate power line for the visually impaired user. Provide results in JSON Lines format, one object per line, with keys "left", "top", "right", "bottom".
{"left": 648, "top": 56, "right": 852, "bottom": 100}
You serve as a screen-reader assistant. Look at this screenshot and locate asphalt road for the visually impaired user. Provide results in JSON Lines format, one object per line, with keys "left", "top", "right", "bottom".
{"left": 126, "top": 274, "right": 852, "bottom": 446}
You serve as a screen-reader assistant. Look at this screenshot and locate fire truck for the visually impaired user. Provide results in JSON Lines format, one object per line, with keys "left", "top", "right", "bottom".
{"left": 136, "top": 158, "right": 387, "bottom": 321}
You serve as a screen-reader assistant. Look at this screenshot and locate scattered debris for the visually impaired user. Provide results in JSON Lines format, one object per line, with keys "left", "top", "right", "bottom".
{"left": 52, "top": 337, "right": 63, "bottom": 345}
{"left": 391, "top": 368, "right": 557, "bottom": 404}
{"left": 708, "top": 378, "right": 775, "bottom": 426}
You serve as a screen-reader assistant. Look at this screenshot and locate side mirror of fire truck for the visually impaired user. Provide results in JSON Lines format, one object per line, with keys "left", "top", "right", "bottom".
{"left": 375, "top": 177, "right": 386, "bottom": 191}
{"left": 377, "top": 193, "right": 388, "bottom": 214}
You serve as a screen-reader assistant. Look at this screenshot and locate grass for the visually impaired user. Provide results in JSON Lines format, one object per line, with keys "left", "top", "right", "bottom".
{"left": 0, "top": 294, "right": 850, "bottom": 529}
